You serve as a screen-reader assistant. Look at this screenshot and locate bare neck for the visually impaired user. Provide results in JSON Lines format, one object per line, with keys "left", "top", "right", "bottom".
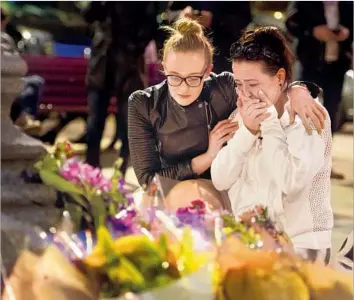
{"left": 275, "top": 92, "right": 287, "bottom": 118}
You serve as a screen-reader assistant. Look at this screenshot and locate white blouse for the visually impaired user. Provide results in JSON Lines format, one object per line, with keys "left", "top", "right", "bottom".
{"left": 211, "top": 102, "right": 333, "bottom": 250}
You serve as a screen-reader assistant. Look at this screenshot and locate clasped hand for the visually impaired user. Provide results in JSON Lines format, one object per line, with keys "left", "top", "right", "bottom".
{"left": 238, "top": 88, "right": 326, "bottom": 135}
{"left": 238, "top": 90, "right": 271, "bottom": 135}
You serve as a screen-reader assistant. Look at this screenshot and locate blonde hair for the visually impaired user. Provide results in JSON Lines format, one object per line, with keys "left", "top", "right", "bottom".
{"left": 161, "top": 18, "right": 214, "bottom": 65}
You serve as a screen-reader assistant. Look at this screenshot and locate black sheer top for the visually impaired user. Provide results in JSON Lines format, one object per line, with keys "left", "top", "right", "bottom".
{"left": 128, "top": 72, "right": 237, "bottom": 186}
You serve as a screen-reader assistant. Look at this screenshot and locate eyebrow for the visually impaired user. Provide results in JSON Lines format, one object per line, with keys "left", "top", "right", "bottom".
{"left": 235, "top": 79, "right": 259, "bottom": 82}
{"left": 167, "top": 70, "right": 204, "bottom": 76}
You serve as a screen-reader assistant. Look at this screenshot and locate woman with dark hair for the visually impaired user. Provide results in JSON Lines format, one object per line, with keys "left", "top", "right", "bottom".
{"left": 211, "top": 26, "right": 333, "bottom": 262}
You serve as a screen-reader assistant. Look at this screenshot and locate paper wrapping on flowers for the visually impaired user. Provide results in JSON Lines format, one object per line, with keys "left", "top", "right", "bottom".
{"left": 214, "top": 236, "right": 354, "bottom": 300}
{"left": 2, "top": 247, "right": 97, "bottom": 300}
{"left": 1, "top": 218, "right": 97, "bottom": 300}
{"left": 2, "top": 215, "right": 213, "bottom": 300}
{"left": 114, "top": 264, "right": 213, "bottom": 300}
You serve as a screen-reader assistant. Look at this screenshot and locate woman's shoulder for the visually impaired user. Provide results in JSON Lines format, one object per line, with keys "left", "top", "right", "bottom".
{"left": 129, "top": 80, "right": 168, "bottom": 109}
{"left": 206, "top": 71, "right": 237, "bottom": 102}
{"left": 205, "top": 71, "right": 237, "bottom": 116}
{"left": 207, "top": 71, "right": 235, "bottom": 88}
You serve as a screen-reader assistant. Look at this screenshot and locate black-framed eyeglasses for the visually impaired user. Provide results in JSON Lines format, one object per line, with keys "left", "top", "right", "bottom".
{"left": 165, "top": 69, "right": 208, "bottom": 87}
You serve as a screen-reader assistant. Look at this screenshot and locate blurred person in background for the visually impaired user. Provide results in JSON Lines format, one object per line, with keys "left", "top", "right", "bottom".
{"left": 160, "top": 1, "right": 252, "bottom": 74}
{"left": 1, "top": 7, "right": 22, "bottom": 45}
{"left": 1, "top": 8, "right": 44, "bottom": 136}
{"left": 83, "top": 1, "right": 161, "bottom": 175}
{"left": 286, "top": 1, "right": 353, "bottom": 179}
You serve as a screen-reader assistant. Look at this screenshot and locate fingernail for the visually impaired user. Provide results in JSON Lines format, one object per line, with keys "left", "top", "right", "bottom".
{"left": 259, "top": 90, "right": 265, "bottom": 96}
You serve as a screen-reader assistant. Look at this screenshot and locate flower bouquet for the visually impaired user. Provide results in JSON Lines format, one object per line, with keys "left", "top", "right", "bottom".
{"left": 175, "top": 201, "right": 353, "bottom": 300}
{"left": 214, "top": 235, "right": 353, "bottom": 300}
{"left": 2, "top": 214, "right": 214, "bottom": 300}
{"left": 2, "top": 142, "right": 215, "bottom": 300}
{"left": 175, "top": 201, "right": 293, "bottom": 253}
{"left": 34, "top": 141, "right": 134, "bottom": 233}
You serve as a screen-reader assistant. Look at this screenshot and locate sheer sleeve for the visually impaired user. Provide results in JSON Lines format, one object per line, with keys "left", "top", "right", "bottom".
{"left": 128, "top": 91, "right": 197, "bottom": 187}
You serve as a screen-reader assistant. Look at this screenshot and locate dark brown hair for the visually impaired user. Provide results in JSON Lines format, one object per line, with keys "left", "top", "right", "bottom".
{"left": 230, "top": 26, "right": 296, "bottom": 84}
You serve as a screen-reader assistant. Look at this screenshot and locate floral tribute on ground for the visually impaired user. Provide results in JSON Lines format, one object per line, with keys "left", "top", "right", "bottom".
{"left": 1, "top": 142, "right": 353, "bottom": 300}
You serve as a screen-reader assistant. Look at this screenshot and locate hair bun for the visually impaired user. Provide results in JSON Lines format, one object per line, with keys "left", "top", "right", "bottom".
{"left": 252, "top": 26, "right": 286, "bottom": 52}
{"left": 174, "top": 18, "right": 203, "bottom": 36}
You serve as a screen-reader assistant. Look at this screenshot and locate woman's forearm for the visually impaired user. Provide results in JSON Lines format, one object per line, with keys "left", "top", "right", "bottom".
{"left": 191, "top": 152, "right": 213, "bottom": 175}
{"left": 288, "top": 81, "right": 321, "bottom": 99}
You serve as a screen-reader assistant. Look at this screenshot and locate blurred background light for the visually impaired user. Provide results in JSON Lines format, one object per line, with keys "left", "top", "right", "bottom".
{"left": 22, "top": 30, "right": 31, "bottom": 40}
{"left": 273, "top": 11, "right": 283, "bottom": 20}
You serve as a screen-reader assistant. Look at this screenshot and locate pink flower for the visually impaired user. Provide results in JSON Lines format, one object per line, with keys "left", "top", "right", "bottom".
{"left": 191, "top": 200, "right": 206, "bottom": 210}
{"left": 60, "top": 158, "right": 81, "bottom": 184}
{"left": 60, "top": 158, "right": 111, "bottom": 192}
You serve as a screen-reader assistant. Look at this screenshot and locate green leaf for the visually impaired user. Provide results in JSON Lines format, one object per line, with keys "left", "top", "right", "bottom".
{"left": 64, "top": 202, "right": 83, "bottom": 232}
{"left": 109, "top": 192, "right": 128, "bottom": 206}
{"left": 68, "top": 192, "right": 89, "bottom": 210}
{"left": 108, "top": 256, "right": 146, "bottom": 291}
{"left": 39, "top": 169, "right": 84, "bottom": 195}
{"left": 108, "top": 202, "right": 117, "bottom": 217}
{"left": 33, "top": 160, "right": 43, "bottom": 171}
{"left": 90, "top": 194, "right": 107, "bottom": 229}
{"left": 151, "top": 274, "right": 174, "bottom": 289}
{"left": 35, "top": 154, "right": 59, "bottom": 172}
{"left": 113, "top": 158, "right": 123, "bottom": 170}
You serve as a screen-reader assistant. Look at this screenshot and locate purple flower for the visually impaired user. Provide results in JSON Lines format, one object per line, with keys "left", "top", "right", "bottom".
{"left": 118, "top": 179, "right": 126, "bottom": 192}
{"left": 175, "top": 200, "right": 208, "bottom": 228}
{"left": 107, "top": 207, "right": 138, "bottom": 234}
{"left": 176, "top": 207, "right": 205, "bottom": 228}
{"left": 126, "top": 194, "right": 134, "bottom": 205}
